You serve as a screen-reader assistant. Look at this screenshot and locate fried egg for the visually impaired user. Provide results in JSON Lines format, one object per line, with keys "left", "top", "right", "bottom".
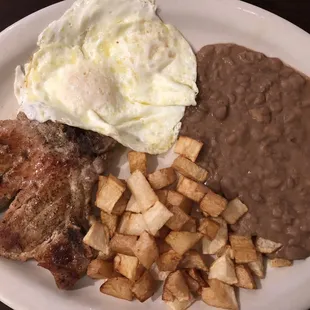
{"left": 14, "top": 0, "right": 198, "bottom": 154}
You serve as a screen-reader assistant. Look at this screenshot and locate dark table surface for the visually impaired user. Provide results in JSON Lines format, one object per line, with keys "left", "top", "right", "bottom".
{"left": 0, "top": 0, "right": 310, "bottom": 309}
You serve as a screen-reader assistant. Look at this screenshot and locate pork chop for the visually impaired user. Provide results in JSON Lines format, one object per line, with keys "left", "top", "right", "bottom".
{"left": 0, "top": 113, "right": 117, "bottom": 289}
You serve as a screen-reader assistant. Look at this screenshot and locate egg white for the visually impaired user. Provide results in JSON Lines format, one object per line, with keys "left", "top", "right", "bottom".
{"left": 15, "top": 0, "right": 198, "bottom": 154}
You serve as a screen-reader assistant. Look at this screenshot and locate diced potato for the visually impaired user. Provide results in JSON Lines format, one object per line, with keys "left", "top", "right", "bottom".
{"left": 229, "top": 235, "right": 257, "bottom": 264}
{"left": 150, "top": 263, "right": 171, "bottom": 281}
{"left": 143, "top": 201, "right": 173, "bottom": 236}
{"left": 216, "top": 245, "right": 234, "bottom": 260}
{"left": 112, "top": 190, "right": 130, "bottom": 216}
{"left": 222, "top": 198, "right": 248, "bottom": 224}
{"left": 248, "top": 252, "right": 265, "bottom": 279}
{"left": 172, "top": 156, "right": 208, "bottom": 183}
{"left": 96, "top": 175, "right": 127, "bottom": 214}
{"left": 199, "top": 218, "right": 221, "bottom": 240}
{"left": 83, "top": 222, "right": 110, "bottom": 254}
{"left": 128, "top": 151, "right": 147, "bottom": 175}
{"left": 165, "top": 231, "right": 203, "bottom": 256}
{"left": 202, "top": 218, "right": 228, "bottom": 255}
{"left": 87, "top": 259, "right": 115, "bottom": 279}
{"left": 165, "top": 206, "right": 191, "bottom": 231}
{"left": 269, "top": 258, "right": 293, "bottom": 268}
{"left": 162, "top": 287, "right": 175, "bottom": 301}
{"left": 182, "top": 271, "right": 201, "bottom": 295}
{"left": 187, "top": 269, "right": 207, "bottom": 289}
{"left": 235, "top": 264, "right": 256, "bottom": 289}
{"left": 174, "top": 136, "right": 203, "bottom": 162}
{"left": 118, "top": 212, "right": 148, "bottom": 236}
{"left": 164, "top": 270, "right": 191, "bottom": 302}
{"left": 109, "top": 233, "right": 137, "bottom": 256}
{"left": 165, "top": 295, "right": 196, "bottom": 310}
{"left": 182, "top": 217, "right": 197, "bottom": 232}
{"left": 177, "top": 175, "right": 208, "bottom": 203}
{"left": 98, "top": 175, "right": 108, "bottom": 191}
{"left": 126, "top": 195, "right": 140, "bottom": 213}
{"left": 200, "top": 191, "right": 227, "bottom": 217}
{"left": 127, "top": 170, "right": 158, "bottom": 212}
{"left": 132, "top": 271, "right": 157, "bottom": 302}
{"left": 133, "top": 231, "right": 159, "bottom": 269}
{"left": 156, "top": 189, "right": 169, "bottom": 205}
{"left": 255, "top": 237, "right": 282, "bottom": 254}
{"left": 114, "top": 254, "right": 144, "bottom": 281}
{"left": 201, "top": 279, "right": 238, "bottom": 310}
{"left": 97, "top": 248, "right": 116, "bottom": 261}
{"left": 178, "top": 250, "right": 208, "bottom": 271}
{"left": 100, "top": 211, "right": 118, "bottom": 237}
{"left": 209, "top": 254, "right": 238, "bottom": 285}
{"left": 167, "top": 191, "right": 192, "bottom": 214}
{"left": 100, "top": 277, "right": 133, "bottom": 301}
{"left": 157, "top": 239, "right": 173, "bottom": 254}
{"left": 148, "top": 168, "right": 177, "bottom": 190}
{"left": 157, "top": 250, "right": 182, "bottom": 272}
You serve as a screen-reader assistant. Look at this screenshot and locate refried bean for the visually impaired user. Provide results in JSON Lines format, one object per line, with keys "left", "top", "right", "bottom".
{"left": 181, "top": 43, "right": 310, "bottom": 260}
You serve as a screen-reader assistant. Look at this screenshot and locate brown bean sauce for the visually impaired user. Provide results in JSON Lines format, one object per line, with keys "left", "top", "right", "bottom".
{"left": 181, "top": 44, "right": 310, "bottom": 260}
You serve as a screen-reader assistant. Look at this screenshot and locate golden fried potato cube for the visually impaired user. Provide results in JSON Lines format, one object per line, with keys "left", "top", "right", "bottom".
{"left": 143, "top": 201, "right": 173, "bottom": 236}
{"left": 98, "top": 175, "right": 108, "bottom": 191}
{"left": 127, "top": 170, "right": 158, "bottom": 212}
{"left": 182, "top": 217, "right": 197, "bottom": 232}
{"left": 202, "top": 218, "right": 228, "bottom": 255}
{"left": 199, "top": 218, "right": 221, "bottom": 240}
{"left": 216, "top": 245, "right": 234, "bottom": 260}
{"left": 97, "top": 248, "right": 116, "bottom": 261}
{"left": 157, "top": 239, "right": 172, "bottom": 254}
{"left": 172, "top": 156, "right": 208, "bottom": 183}
{"left": 100, "top": 211, "right": 118, "bottom": 237}
{"left": 87, "top": 259, "right": 115, "bottom": 279}
{"left": 222, "top": 198, "right": 248, "bottom": 224}
{"left": 133, "top": 231, "right": 159, "bottom": 269}
{"left": 132, "top": 271, "right": 157, "bottom": 302}
{"left": 255, "top": 237, "right": 282, "bottom": 254}
{"left": 155, "top": 189, "right": 169, "bottom": 205}
{"left": 114, "top": 254, "right": 145, "bottom": 281}
{"left": 147, "top": 167, "right": 177, "bottom": 190}
{"left": 157, "top": 249, "right": 182, "bottom": 272}
{"left": 178, "top": 250, "right": 208, "bottom": 271}
{"left": 177, "top": 175, "right": 208, "bottom": 203}
{"left": 165, "top": 206, "right": 191, "bottom": 231}
{"left": 167, "top": 190, "right": 192, "bottom": 214}
{"left": 164, "top": 270, "right": 191, "bottom": 302}
{"left": 229, "top": 235, "right": 257, "bottom": 263}
{"left": 125, "top": 195, "right": 140, "bottom": 213}
{"left": 96, "top": 175, "right": 127, "bottom": 214}
{"left": 248, "top": 252, "right": 265, "bottom": 279}
{"left": 187, "top": 269, "right": 207, "bottom": 289}
{"left": 164, "top": 295, "right": 196, "bottom": 310}
{"left": 209, "top": 254, "right": 238, "bottom": 285}
{"left": 182, "top": 271, "right": 201, "bottom": 295}
{"left": 235, "top": 264, "right": 256, "bottom": 289}
{"left": 109, "top": 233, "right": 137, "bottom": 256}
{"left": 202, "top": 279, "right": 238, "bottom": 310}
{"left": 174, "top": 136, "right": 203, "bottom": 162}
{"left": 150, "top": 263, "right": 171, "bottom": 281}
{"left": 200, "top": 190, "right": 227, "bottom": 217}
{"left": 269, "top": 258, "right": 293, "bottom": 268}
{"left": 83, "top": 222, "right": 110, "bottom": 254}
{"left": 128, "top": 151, "right": 147, "bottom": 175}
{"left": 118, "top": 212, "right": 148, "bottom": 236}
{"left": 112, "top": 189, "right": 130, "bottom": 216}
{"left": 165, "top": 231, "right": 203, "bottom": 256}
{"left": 100, "top": 277, "right": 133, "bottom": 301}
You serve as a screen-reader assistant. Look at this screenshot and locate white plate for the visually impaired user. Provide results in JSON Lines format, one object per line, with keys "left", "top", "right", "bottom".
{"left": 0, "top": 0, "right": 310, "bottom": 309}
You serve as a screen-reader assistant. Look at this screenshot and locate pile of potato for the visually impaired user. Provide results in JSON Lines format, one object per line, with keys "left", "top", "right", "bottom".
{"left": 83, "top": 136, "right": 292, "bottom": 310}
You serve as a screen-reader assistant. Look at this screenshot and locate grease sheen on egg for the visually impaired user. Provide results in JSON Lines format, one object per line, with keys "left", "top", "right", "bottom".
{"left": 14, "top": 0, "right": 198, "bottom": 154}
